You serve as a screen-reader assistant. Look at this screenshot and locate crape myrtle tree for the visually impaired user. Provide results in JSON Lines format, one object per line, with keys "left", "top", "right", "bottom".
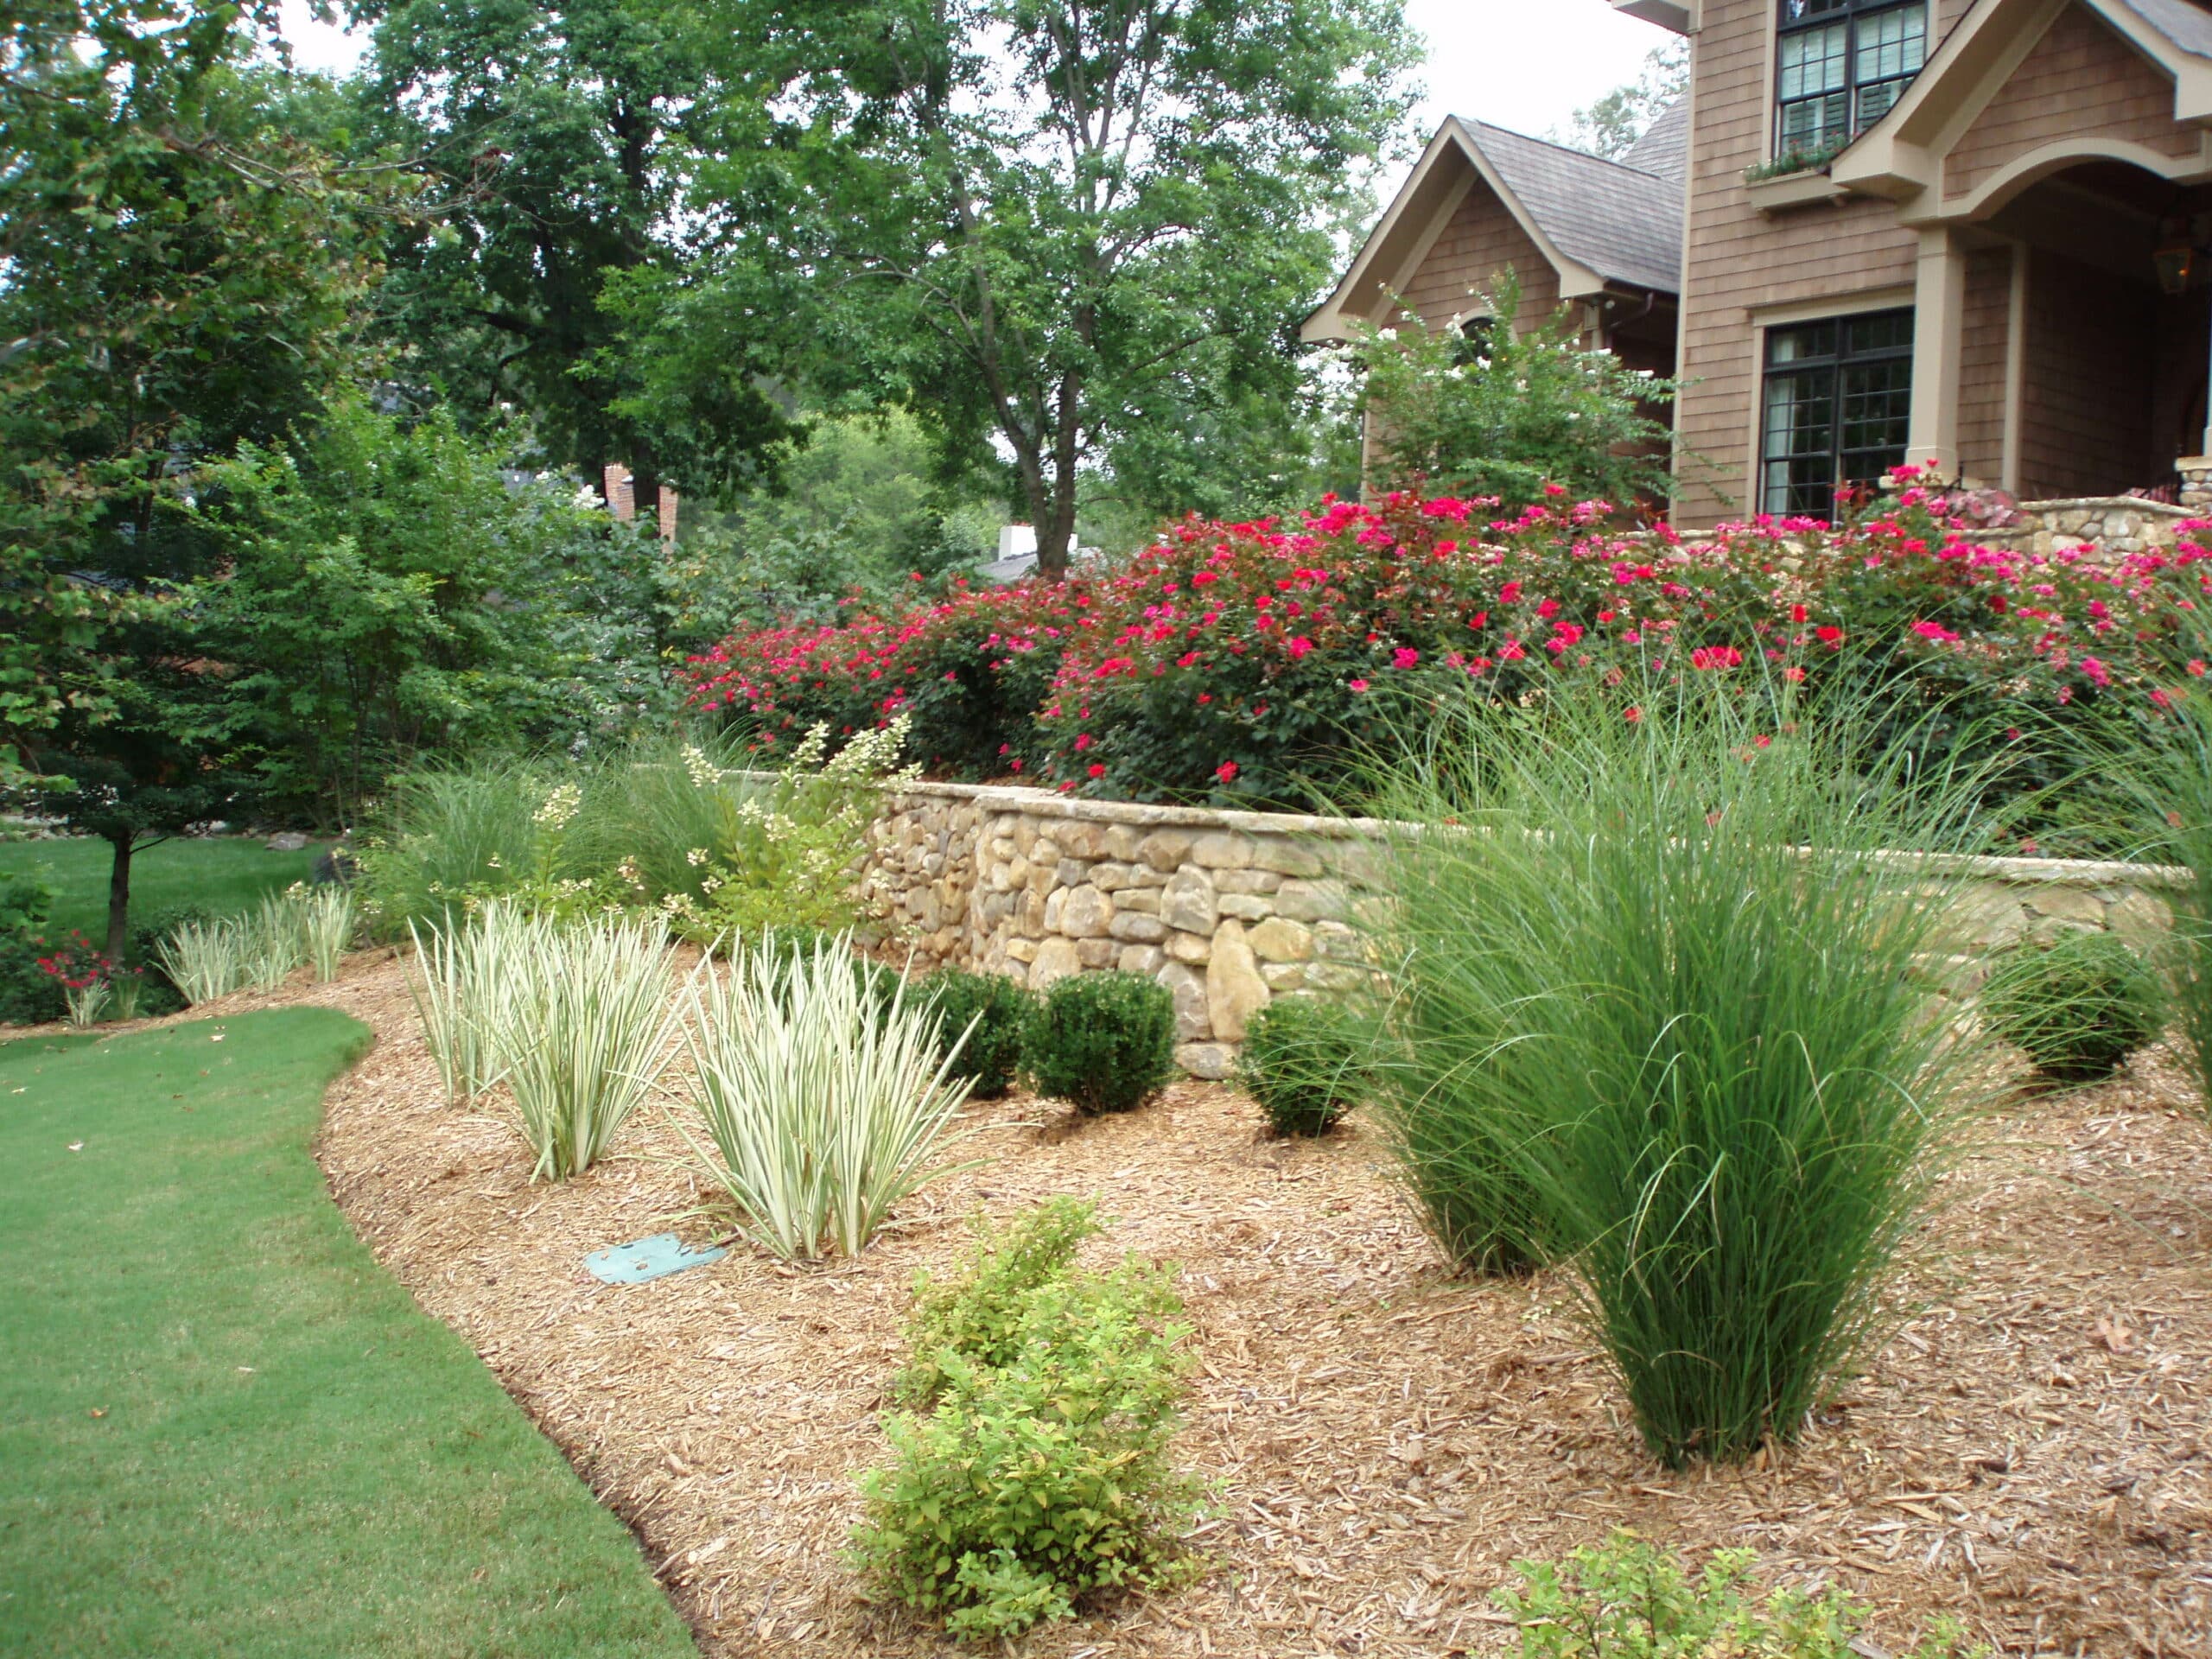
{"left": 690, "top": 0, "right": 1419, "bottom": 579}
{"left": 351, "top": 0, "right": 798, "bottom": 508}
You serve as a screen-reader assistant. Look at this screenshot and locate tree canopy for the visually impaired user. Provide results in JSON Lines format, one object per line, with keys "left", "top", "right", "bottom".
{"left": 676, "top": 0, "right": 1416, "bottom": 576}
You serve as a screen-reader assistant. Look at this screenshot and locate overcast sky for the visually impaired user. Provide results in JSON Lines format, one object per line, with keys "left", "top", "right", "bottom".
{"left": 276, "top": 0, "right": 1673, "bottom": 152}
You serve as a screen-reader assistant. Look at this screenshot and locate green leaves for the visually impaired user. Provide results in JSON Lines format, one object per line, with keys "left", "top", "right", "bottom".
{"left": 695, "top": 0, "right": 1416, "bottom": 569}
{"left": 1356, "top": 271, "right": 1681, "bottom": 516}
{"left": 854, "top": 1200, "right": 1201, "bottom": 1640}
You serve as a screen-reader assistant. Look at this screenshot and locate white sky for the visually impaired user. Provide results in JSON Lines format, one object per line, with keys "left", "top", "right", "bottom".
{"left": 276, "top": 0, "right": 1674, "bottom": 155}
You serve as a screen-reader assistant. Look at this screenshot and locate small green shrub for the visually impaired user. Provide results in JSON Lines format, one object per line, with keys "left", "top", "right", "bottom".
{"left": 1236, "top": 996, "right": 1367, "bottom": 1136}
{"left": 1497, "top": 1530, "right": 1979, "bottom": 1659}
{"left": 896, "top": 1198, "right": 1103, "bottom": 1406}
{"left": 1981, "top": 930, "right": 2165, "bottom": 1085}
{"left": 0, "top": 873, "right": 60, "bottom": 1025}
{"left": 854, "top": 1205, "right": 1201, "bottom": 1642}
{"left": 921, "top": 969, "right": 1036, "bottom": 1099}
{"left": 1023, "top": 971, "right": 1177, "bottom": 1116}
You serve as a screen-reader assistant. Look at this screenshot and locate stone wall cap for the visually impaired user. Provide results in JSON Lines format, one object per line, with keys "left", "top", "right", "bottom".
{"left": 2016, "top": 495, "right": 2198, "bottom": 521}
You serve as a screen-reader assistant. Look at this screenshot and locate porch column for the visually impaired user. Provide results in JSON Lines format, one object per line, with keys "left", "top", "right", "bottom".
{"left": 1905, "top": 226, "right": 1967, "bottom": 481}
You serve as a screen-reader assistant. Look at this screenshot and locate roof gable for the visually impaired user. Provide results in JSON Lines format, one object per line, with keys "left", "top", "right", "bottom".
{"left": 1302, "top": 118, "right": 1683, "bottom": 342}
{"left": 1833, "top": 0, "right": 2212, "bottom": 213}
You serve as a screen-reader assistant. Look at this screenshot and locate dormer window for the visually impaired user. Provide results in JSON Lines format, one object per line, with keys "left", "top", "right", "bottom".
{"left": 1777, "top": 1, "right": 1927, "bottom": 157}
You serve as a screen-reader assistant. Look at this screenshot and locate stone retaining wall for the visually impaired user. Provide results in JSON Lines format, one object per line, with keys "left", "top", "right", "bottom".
{"left": 863, "top": 779, "right": 2190, "bottom": 1079}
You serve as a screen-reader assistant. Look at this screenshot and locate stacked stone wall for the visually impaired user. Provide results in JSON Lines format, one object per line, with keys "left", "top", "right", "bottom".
{"left": 862, "top": 781, "right": 2189, "bottom": 1079}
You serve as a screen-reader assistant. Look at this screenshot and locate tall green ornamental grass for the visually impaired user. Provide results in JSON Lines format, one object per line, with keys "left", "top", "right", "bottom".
{"left": 1371, "top": 675, "right": 1997, "bottom": 1464}
{"left": 495, "top": 909, "right": 677, "bottom": 1179}
{"left": 2116, "top": 662, "right": 2212, "bottom": 1122}
{"left": 358, "top": 759, "right": 553, "bottom": 932}
{"left": 678, "top": 933, "right": 982, "bottom": 1261}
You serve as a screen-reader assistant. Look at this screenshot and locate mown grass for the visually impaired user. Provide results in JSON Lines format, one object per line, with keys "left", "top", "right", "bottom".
{"left": 0, "top": 1008, "right": 699, "bottom": 1657}
{"left": 0, "top": 836, "right": 322, "bottom": 942}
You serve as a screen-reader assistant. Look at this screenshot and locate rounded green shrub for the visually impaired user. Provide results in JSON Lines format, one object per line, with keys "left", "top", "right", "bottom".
{"left": 1982, "top": 929, "right": 2165, "bottom": 1085}
{"left": 1022, "top": 971, "right": 1177, "bottom": 1116}
{"left": 920, "top": 968, "right": 1036, "bottom": 1099}
{"left": 1236, "top": 996, "right": 1367, "bottom": 1136}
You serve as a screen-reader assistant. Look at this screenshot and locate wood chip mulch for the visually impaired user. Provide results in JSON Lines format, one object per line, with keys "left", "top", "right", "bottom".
{"left": 136, "top": 953, "right": 2212, "bottom": 1655}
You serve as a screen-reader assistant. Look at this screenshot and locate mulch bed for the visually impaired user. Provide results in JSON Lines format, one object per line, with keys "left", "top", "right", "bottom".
{"left": 121, "top": 952, "right": 2212, "bottom": 1655}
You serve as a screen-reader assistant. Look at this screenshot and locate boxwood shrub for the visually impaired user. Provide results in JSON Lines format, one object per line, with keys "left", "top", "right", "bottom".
{"left": 1236, "top": 996, "right": 1367, "bottom": 1136}
{"left": 920, "top": 968, "right": 1036, "bottom": 1099}
{"left": 1022, "top": 971, "right": 1177, "bottom": 1116}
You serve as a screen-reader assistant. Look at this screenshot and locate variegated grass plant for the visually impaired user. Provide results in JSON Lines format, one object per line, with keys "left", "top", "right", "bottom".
{"left": 294, "top": 884, "right": 357, "bottom": 982}
{"left": 155, "top": 918, "right": 248, "bottom": 1005}
{"left": 678, "top": 933, "right": 982, "bottom": 1262}
{"left": 405, "top": 900, "right": 519, "bottom": 1108}
{"left": 496, "top": 909, "right": 677, "bottom": 1180}
{"left": 241, "top": 893, "right": 308, "bottom": 991}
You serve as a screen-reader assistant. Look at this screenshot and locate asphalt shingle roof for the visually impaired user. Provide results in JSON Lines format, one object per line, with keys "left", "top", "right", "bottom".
{"left": 1623, "top": 97, "right": 1690, "bottom": 182}
{"left": 2122, "top": 0, "right": 2212, "bottom": 57}
{"left": 1452, "top": 114, "right": 1685, "bottom": 296}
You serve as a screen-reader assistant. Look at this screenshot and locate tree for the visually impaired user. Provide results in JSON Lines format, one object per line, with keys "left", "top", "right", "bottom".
{"left": 1357, "top": 274, "right": 1679, "bottom": 515}
{"left": 1554, "top": 40, "right": 1688, "bottom": 162}
{"left": 0, "top": 0, "right": 391, "bottom": 781}
{"left": 188, "top": 398, "right": 669, "bottom": 823}
{"left": 350, "top": 0, "right": 796, "bottom": 507}
{"left": 695, "top": 0, "right": 1418, "bottom": 578}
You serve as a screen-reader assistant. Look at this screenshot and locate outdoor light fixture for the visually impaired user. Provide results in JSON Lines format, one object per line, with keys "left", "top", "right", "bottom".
{"left": 2156, "top": 240, "right": 2199, "bottom": 296}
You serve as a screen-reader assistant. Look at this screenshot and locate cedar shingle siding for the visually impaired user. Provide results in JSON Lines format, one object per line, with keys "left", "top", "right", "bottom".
{"left": 1945, "top": 3, "right": 2196, "bottom": 201}
{"left": 1399, "top": 184, "right": 1561, "bottom": 334}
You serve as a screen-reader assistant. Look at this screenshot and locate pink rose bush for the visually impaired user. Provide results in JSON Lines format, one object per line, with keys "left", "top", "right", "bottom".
{"left": 685, "top": 472, "right": 2212, "bottom": 849}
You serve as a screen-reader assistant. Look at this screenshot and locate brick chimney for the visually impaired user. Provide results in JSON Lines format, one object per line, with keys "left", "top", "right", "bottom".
{"left": 602, "top": 463, "right": 635, "bottom": 521}
{"left": 658, "top": 485, "right": 678, "bottom": 545}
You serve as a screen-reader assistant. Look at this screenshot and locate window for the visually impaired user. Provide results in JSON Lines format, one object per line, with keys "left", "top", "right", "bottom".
{"left": 1777, "top": 0, "right": 1927, "bottom": 156}
{"left": 1759, "top": 310, "right": 1913, "bottom": 516}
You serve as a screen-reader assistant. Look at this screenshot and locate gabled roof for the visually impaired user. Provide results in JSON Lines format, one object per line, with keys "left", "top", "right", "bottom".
{"left": 1623, "top": 96, "right": 1691, "bottom": 181}
{"left": 2127, "top": 0, "right": 2212, "bottom": 59}
{"left": 1832, "top": 0, "right": 2212, "bottom": 210}
{"left": 1458, "top": 121, "right": 1685, "bottom": 294}
{"left": 1302, "top": 110, "right": 1685, "bottom": 342}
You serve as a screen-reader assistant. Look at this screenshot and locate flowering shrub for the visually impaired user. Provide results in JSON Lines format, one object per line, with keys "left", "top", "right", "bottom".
{"left": 690, "top": 472, "right": 2212, "bottom": 851}
{"left": 36, "top": 930, "right": 121, "bottom": 1027}
{"left": 660, "top": 717, "right": 918, "bottom": 943}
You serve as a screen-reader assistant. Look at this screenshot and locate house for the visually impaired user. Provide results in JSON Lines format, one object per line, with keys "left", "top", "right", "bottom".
{"left": 1313, "top": 0, "right": 2212, "bottom": 529}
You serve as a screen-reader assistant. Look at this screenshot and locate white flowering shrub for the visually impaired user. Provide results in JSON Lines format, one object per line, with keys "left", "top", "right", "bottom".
{"left": 660, "top": 716, "right": 918, "bottom": 943}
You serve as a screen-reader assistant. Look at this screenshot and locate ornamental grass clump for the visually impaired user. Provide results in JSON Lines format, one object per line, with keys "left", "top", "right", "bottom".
{"left": 498, "top": 909, "right": 676, "bottom": 1180}
{"left": 1022, "top": 971, "right": 1177, "bottom": 1116}
{"left": 2120, "top": 663, "right": 2212, "bottom": 1122}
{"left": 1981, "top": 931, "right": 2164, "bottom": 1086}
{"left": 294, "top": 884, "right": 357, "bottom": 982}
{"left": 677, "top": 933, "right": 980, "bottom": 1261}
{"left": 155, "top": 918, "right": 248, "bottom": 1005}
{"left": 1236, "top": 995, "right": 1370, "bottom": 1136}
{"left": 853, "top": 1200, "right": 1203, "bottom": 1642}
{"left": 404, "top": 903, "right": 518, "bottom": 1108}
{"left": 1372, "top": 674, "right": 1997, "bottom": 1464}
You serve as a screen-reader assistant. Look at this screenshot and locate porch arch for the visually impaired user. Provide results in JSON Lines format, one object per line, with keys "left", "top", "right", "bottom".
{"left": 1910, "top": 155, "right": 2212, "bottom": 496}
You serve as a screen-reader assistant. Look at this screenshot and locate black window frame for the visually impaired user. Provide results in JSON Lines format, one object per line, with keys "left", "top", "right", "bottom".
{"left": 1775, "top": 0, "right": 1929, "bottom": 160}
{"left": 1758, "top": 308, "right": 1915, "bottom": 518}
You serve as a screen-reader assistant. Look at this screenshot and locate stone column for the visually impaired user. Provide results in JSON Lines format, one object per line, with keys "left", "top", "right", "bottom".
{"left": 2182, "top": 457, "right": 2212, "bottom": 515}
{"left": 1905, "top": 226, "right": 1967, "bottom": 481}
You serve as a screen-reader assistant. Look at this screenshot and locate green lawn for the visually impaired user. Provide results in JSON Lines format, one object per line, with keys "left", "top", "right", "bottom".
{"left": 0, "top": 835, "right": 326, "bottom": 946}
{"left": 0, "top": 1009, "right": 700, "bottom": 1658}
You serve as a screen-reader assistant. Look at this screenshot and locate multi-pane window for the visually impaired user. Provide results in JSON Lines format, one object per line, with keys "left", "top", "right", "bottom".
{"left": 1760, "top": 310, "right": 1914, "bottom": 517}
{"left": 1777, "top": 0, "right": 1928, "bottom": 155}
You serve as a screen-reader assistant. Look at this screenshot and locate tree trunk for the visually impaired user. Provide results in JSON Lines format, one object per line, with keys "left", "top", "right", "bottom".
{"left": 105, "top": 835, "right": 134, "bottom": 963}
